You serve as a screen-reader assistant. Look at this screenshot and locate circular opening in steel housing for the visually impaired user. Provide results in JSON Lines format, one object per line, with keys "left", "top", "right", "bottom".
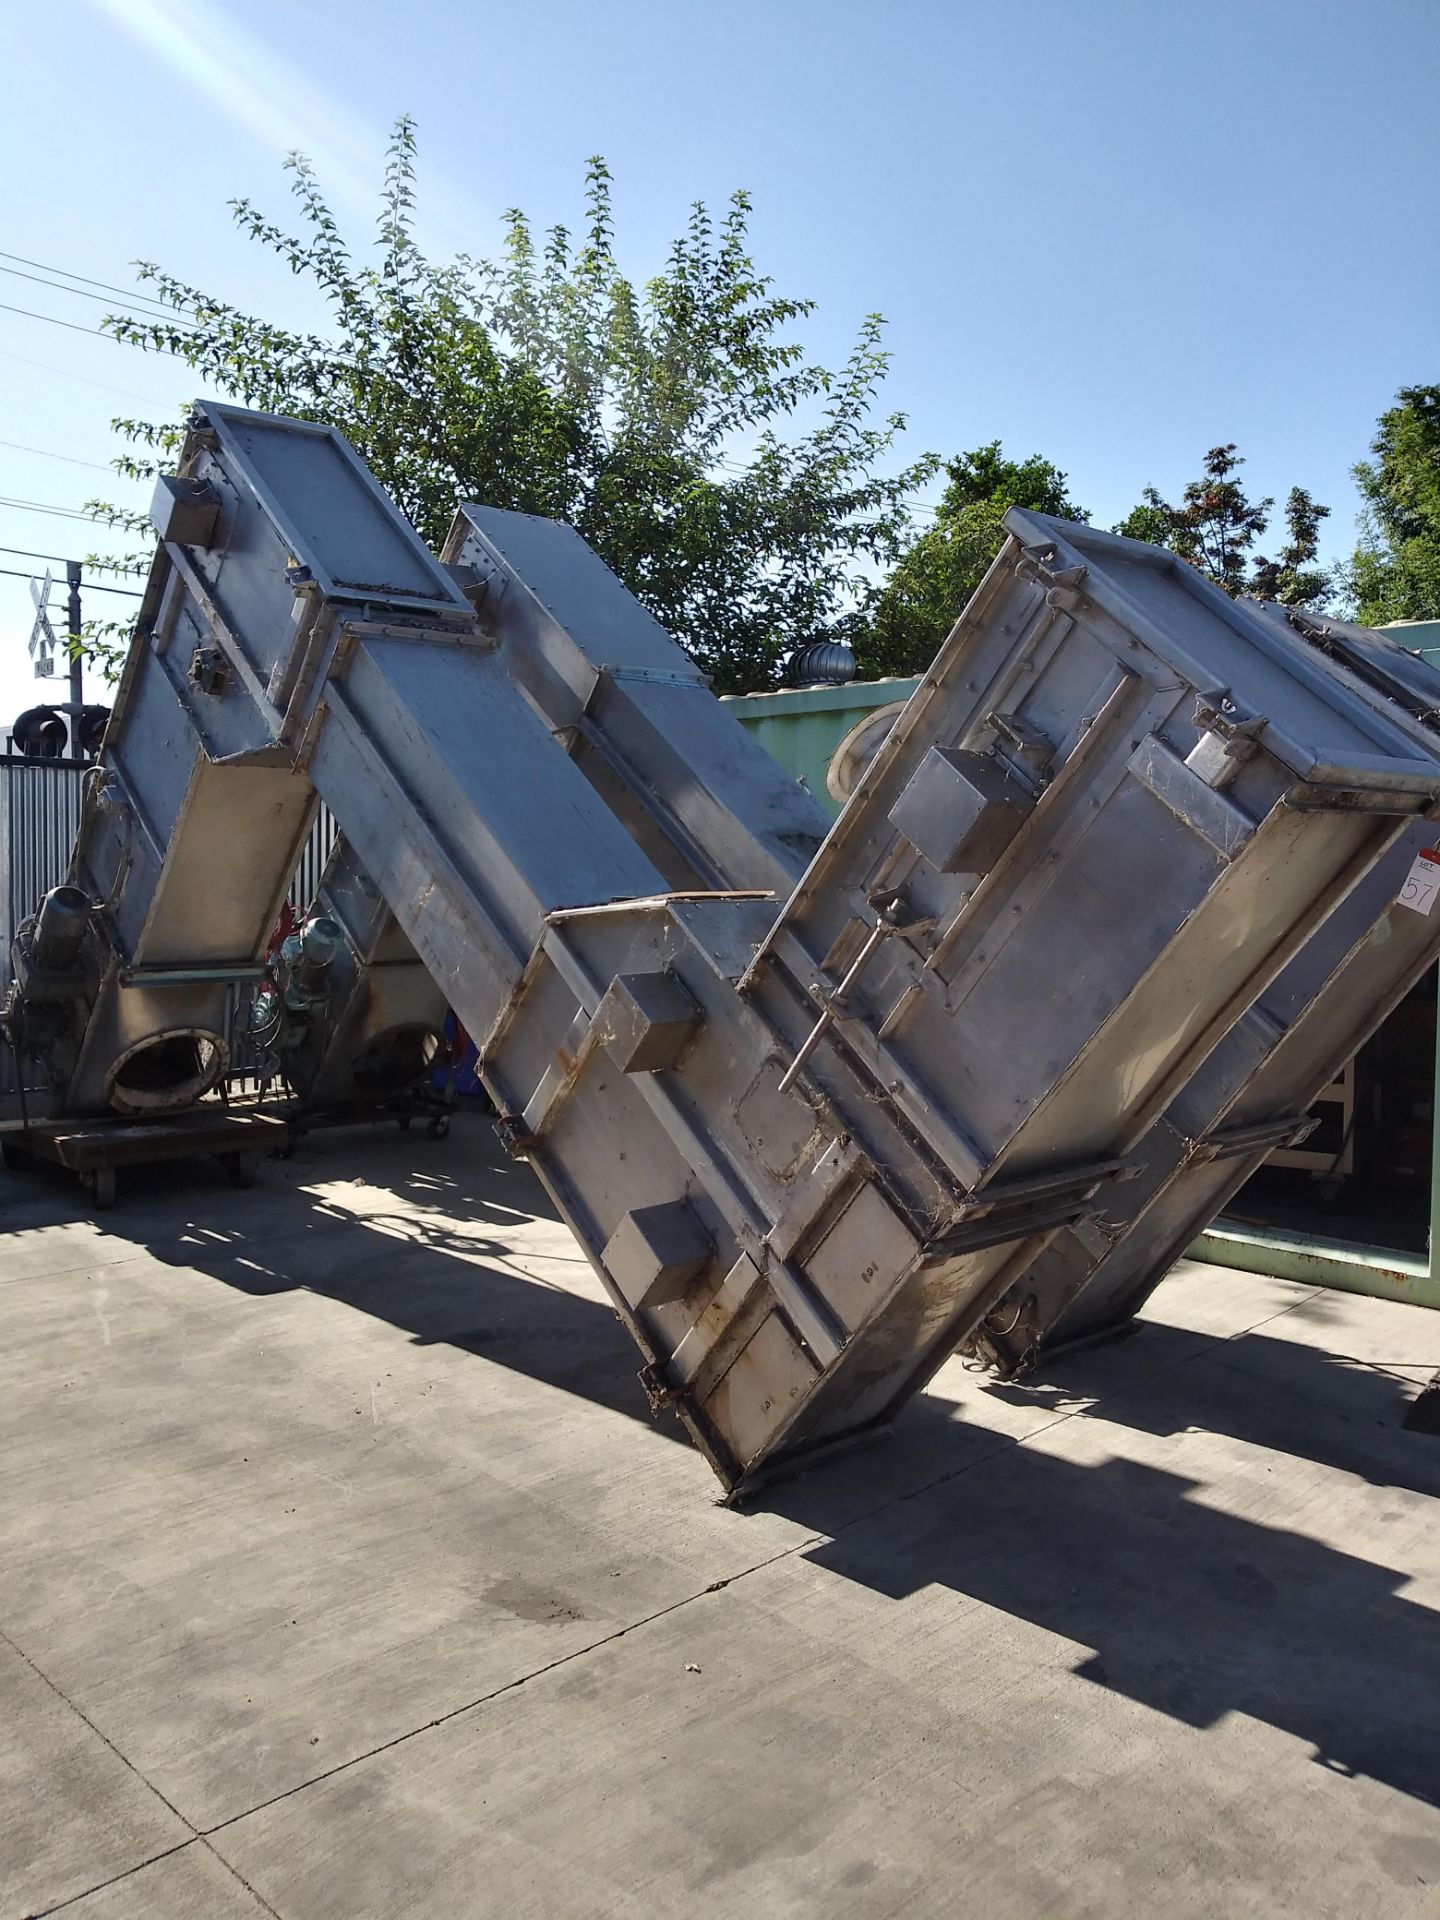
{"left": 106, "top": 1029, "right": 228, "bottom": 1115}
{"left": 827, "top": 702, "right": 907, "bottom": 807}
{"left": 349, "top": 1024, "right": 443, "bottom": 1099}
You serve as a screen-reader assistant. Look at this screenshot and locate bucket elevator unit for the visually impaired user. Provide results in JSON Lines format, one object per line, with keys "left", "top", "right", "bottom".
{"left": 8, "top": 401, "right": 1440, "bottom": 1493}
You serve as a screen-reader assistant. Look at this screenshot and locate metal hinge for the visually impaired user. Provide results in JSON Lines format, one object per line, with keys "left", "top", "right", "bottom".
{"left": 493, "top": 1113, "right": 537, "bottom": 1160}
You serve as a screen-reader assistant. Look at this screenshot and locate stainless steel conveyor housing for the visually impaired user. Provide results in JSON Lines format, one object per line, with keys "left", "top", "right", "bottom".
{"left": 965, "top": 602, "right": 1440, "bottom": 1373}
{"left": 9, "top": 402, "right": 1440, "bottom": 1493}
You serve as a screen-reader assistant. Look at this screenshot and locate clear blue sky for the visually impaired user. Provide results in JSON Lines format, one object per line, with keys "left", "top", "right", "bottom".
{"left": 1, "top": 0, "right": 1436, "bottom": 722}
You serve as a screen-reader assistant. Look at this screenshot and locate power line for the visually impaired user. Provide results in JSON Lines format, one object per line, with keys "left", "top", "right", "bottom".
{"left": 0, "top": 347, "right": 171, "bottom": 406}
{"left": 0, "top": 438, "right": 116, "bottom": 472}
{"left": 0, "top": 564, "right": 141, "bottom": 597}
{"left": 0, "top": 543, "right": 141, "bottom": 570}
{"left": 0, "top": 262, "right": 198, "bottom": 327}
{"left": 0, "top": 496, "right": 138, "bottom": 527}
{"left": 0, "top": 249, "right": 180, "bottom": 312}
{"left": 0, "top": 300, "right": 112, "bottom": 338}
{"left": 0, "top": 254, "right": 407, "bottom": 401}
{"left": 0, "top": 299, "right": 195, "bottom": 351}
{"left": 2, "top": 256, "right": 948, "bottom": 521}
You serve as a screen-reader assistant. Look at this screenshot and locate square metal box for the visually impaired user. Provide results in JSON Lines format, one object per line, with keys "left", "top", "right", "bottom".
{"left": 889, "top": 745, "right": 1032, "bottom": 873}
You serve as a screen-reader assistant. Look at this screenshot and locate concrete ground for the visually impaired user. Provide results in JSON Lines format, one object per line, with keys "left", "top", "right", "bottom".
{"left": 1, "top": 1119, "right": 1439, "bottom": 1920}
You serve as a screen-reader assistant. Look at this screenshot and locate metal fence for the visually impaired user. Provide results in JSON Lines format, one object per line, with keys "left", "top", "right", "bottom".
{"left": 1, "top": 759, "right": 86, "bottom": 963}
{"left": 0, "top": 756, "right": 335, "bottom": 1096}
{"left": 0, "top": 758, "right": 86, "bottom": 1094}
{"left": 289, "top": 803, "right": 339, "bottom": 918}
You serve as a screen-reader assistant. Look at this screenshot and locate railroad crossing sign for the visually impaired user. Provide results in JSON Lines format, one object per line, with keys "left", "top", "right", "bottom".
{"left": 28, "top": 572, "right": 58, "bottom": 678}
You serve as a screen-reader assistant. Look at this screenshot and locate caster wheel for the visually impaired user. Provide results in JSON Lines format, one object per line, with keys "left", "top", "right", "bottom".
{"left": 223, "top": 1153, "right": 258, "bottom": 1189}
{"left": 91, "top": 1167, "right": 117, "bottom": 1210}
{"left": 397, "top": 1116, "right": 413, "bottom": 1132}
{"left": 426, "top": 1114, "right": 451, "bottom": 1141}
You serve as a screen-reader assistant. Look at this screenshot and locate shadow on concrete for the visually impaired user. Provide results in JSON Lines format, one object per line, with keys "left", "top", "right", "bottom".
{"left": 0, "top": 1121, "right": 682, "bottom": 1438}
{"left": 6, "top": 1121, "right": 1437, "bottom": 1491}
{"left": 983, "top": 1316, "right": 1440, "bottom": 1503}
{"left": 7, "top": 1123, "right": 1440, "bottom": 1807}
{"left": 765, "top": 1311, "right": 1440, "bottom": 1808}
{"left": 785, "top": 1423, "right": 1440, "bottom": 1808}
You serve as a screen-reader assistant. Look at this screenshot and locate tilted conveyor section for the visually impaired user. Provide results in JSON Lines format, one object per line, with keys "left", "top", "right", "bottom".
{"left": 258, "top": 493, "right": 835, "bottom": 1111}
{"left": 9, "top": 406, "right": 1440, "bottom": 1494}
{"left": 746, "top": 513, "right": 1440, "bottom": 1408}
{"left": 966, "top": 602, "right": 1440, "bottom": 1373}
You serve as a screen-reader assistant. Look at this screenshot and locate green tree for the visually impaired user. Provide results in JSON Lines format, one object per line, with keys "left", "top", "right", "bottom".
{"left": 92, "top": 119, "right": 938, "bottom": 692}
{"left": 1350, "top": 386, "right": 1440, "bottom": 625}
{"left": 1249, "top": 488, "right": 1331, "bottom": 608}
{"left": 861, "top": 443, "right": 1085, "bottom": 676}
{"left": 1116, "top": 444, "right": 1330, "bottom": 607}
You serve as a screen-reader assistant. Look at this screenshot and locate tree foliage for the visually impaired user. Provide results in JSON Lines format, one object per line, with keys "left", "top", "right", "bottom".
{"left": 92, "top": 118, "right": 937, "bottom": 691}
{"left": 1249, "top": 488, "right": 1331, "bottom": 608}
{"left": 1350, "top": 386, "right": 1440, "bottom": 625}
{"left": 1115, "top": 444, "right": 1330, "bottom": 608}
{"left": 860, "top": 443, "right": 1085, "bottom": 677}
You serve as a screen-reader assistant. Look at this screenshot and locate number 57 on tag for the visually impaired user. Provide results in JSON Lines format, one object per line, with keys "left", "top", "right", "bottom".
{"left": 1398, "top": 847, "right": 1440, "bottom": 916}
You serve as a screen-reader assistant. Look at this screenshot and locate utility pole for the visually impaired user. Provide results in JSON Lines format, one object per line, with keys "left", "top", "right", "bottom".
{"left": 65, "top": 559, "right": 83, "bottom": 711}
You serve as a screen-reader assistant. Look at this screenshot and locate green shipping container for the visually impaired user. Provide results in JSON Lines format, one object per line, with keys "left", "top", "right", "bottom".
{"left": 720, "top": 677, "right": 919, "bottom": 818}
